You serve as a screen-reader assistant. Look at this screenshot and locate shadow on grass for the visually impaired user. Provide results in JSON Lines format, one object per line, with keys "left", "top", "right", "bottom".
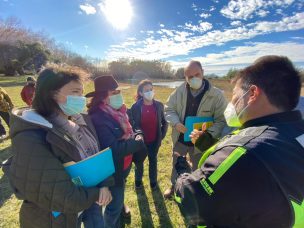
{"left": 0, "top": 145, "right": 13, "bottom": 207}
{"left": 151, "top": 186, "right": 174, "bottom": 228}
{"left": 134, "top": 187, "right": 154, "bottom": 228}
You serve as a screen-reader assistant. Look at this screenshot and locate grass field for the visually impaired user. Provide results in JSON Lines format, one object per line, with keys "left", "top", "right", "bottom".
{"left": 0, "top": 75, "right": 301, "bottom": 228}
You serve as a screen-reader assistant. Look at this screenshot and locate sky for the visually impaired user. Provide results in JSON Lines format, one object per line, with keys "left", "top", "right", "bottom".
{"left": 1, "top": 0, "right": 304, "bottom": 75}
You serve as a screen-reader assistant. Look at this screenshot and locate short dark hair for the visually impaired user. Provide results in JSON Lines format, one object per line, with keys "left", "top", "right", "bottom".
{"left": 32, "top": 64, "right": 89, "bottom": 117}
{"left": 234, "top": 55, "right": 301, "bottom": 111}
{"left": 136, "top": 79, "right": 153, "bottom": 101}
{"left": 26, "top": 76, "right": 36, "bottom": 82}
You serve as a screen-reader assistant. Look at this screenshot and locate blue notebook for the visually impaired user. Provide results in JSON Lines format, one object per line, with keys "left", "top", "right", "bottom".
{"left": 184, "top": 116, "right": 214, "bottom": 142}
{"left": 52, "top": 147, "right": 115, "bottom": 217}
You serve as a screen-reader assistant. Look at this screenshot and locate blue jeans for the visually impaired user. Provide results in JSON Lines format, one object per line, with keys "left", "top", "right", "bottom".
{"left": 103, "top": 185, "right": 125, "bottom": 228}
{"left": 82, "top": 203, "right": 103, "bottom": 228}
{"left": 82, "top": 184, "right": 125, "bottom": 228}
{"left": 135, "top": 142, "right": 159, "bottom": 184}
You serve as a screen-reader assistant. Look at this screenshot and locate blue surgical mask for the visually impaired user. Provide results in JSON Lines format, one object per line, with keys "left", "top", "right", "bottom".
{"left": 109, "top": 93, "right": 124, "bottom": 110}
{"left": 59, "top": 95, "right": 86, "bottom": 116}
{"left": 143, "top": 91, "right": 155, "bottom": 101}
{"left": 188, "top": 77, "right": 202, "bottom": 89}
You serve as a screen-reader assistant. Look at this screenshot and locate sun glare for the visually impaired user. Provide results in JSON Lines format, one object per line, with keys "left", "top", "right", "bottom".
{"left": 99, "top": 0, "right": 133, "bottom": 30}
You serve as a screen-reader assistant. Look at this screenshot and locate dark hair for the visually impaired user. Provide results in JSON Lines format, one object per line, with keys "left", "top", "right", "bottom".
{"left": 136, "top": 79, "right": 153, "bottom": 101}
{"left": 32, "top": 64, "right": 89, "bottom": 117}
{"left": 26, "top": 76, "right": 36, "bottom": 82}
{"left": 87, "top": 91, "right": 108, "bottom": 114}
{"left": 234, "top": 55, "right": 301, "bottom": 111}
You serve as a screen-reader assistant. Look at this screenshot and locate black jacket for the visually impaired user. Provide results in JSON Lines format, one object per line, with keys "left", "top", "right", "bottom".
{"left": 128, "top": 99, "right": 168, "bottom": 148}
{"left": 175, "top": 111, "right": 304, "bottom": 227}
{"left": 89, "top": 108, "right": 146, "bottom": 186}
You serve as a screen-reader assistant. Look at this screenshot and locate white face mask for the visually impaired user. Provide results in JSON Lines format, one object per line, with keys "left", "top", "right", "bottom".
{"left": 188, "top": 77, "right": 202, "bottom": 90}
{"left": 143, "top": 90, "right": 155, "bottom": 101}
{"left": 224, "top": 90, "right": 250, "bottom": 127}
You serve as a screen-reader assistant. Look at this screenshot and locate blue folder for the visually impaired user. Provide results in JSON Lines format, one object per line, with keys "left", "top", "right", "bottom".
{"left": 184, "top": 116, "right": 214, "bottom": 142}
{"left": 53, "top": 147, "right": 115, "bottom": 217}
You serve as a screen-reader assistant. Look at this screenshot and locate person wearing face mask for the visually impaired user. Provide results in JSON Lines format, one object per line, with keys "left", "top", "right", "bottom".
{"left": 4, "top": 65, "right": 113, "bottom": 228}
{"left": 128, "top": 79, "right": 168, "bottom": 190}
{"left": 163, "top": 60, "right": 227, "bottom": 198}
{"left": 86, "top": 75, "right": 147, "bottom": 228}
{"left": 174, "top": 55, "right": 304, "bottom": 227}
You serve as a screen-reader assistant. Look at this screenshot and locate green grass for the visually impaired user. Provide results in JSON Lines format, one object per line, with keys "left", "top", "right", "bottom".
{"left": 1, "top": 75, "right": 302, "bottom": 227}
{"left": 0, "top": 76, "right": 185, "bottom": 228}
{"left": 9, "top": 75, "right": 301, "bottom": 227}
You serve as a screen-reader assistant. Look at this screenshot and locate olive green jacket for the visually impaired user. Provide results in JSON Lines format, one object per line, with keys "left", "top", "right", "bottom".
{"left": 7, "top": 108, "right": 101, "bottom": 228}
{"left": 0, "top": 87, "right": 14, "bottom": 112}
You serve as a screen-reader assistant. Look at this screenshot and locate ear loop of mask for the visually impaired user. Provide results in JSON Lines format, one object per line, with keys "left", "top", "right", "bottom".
{"left": 234, "top": 88, "right": 251, "bottom": 119}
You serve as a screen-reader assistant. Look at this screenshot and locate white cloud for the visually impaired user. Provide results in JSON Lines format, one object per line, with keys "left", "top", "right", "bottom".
{"left": 160, "top": 24, "right": 165, "bottom": 27}
{"left": 184, "top": 22, "right": 213, "bottom": 33}
{"left": 65, "top": 41, "right": 73, "bottom": 46}
{"left": 210, "top": 6, "right": 216, "bottom": 11}
{"left": 106, "top": 12, "right": 304, "bottom": 62}
{"left": 79, "top": 4, "right": 96, "bottom": 15}
{"left": 276, "top": 9, "right": 284, "bottom": 16}
{"left": 257, "top": 9, "right": 269, "bottom": 17}
{"left": 221, "top": 0, "right": 295, "bottom": 20}
{"left": 169, "top": 42, "right": 304, "bottom": 75}
{"left": 231, "top": 20, "right": 242, "bottom": 26}
{"left": 291, "top": 36, "right": 304, "bottom": 40}
{"left": 200, "top": 13, "right": 211, "bottom": 19}
{"left": 192, "top": 3, "right": 198, "bottom": 11}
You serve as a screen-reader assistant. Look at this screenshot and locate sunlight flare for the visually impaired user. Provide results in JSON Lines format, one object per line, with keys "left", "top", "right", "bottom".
{"left": 99, "top": 0, "right": 133, "bottom": 30}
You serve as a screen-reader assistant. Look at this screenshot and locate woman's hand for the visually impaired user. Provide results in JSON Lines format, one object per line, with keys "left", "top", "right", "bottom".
{"left": 96, "top": 187, "right": 112, "bottom": 206}
{"left": 135, "top": 134, "right": 144, "bottom": 141}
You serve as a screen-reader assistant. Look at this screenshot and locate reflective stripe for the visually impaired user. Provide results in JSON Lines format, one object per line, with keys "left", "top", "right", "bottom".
{"left": 200, "top": 179, "right": 214, "bottom": 196}
{"left": 175, "top": 193, "right": 182, "bottom": 204}
{"left": 198, "top": 143, "right": 217, "bottom": 168}
{"left": 209, "top": 147, "right": 246, "bottom": 185}
{"left": 197, "top": 129, "right": 241, "bottom": 168}
{"left": 197, "top": 225, "right": 207, "bottom": 228}
{"left": 291, "top": 199, "right": 304, "bottom": 228}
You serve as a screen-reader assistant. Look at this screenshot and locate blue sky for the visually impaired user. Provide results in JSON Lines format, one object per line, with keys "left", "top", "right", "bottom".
{"left": 1, "top": 0, "right": 304, "bottom": 75}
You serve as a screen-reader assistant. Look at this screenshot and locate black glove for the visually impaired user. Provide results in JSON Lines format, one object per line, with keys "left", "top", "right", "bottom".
{"left": 175, "top": 156, "right": 191, "bottom": 176}
{"left": 195, "top": 131, "right": 217, "bottom": 152}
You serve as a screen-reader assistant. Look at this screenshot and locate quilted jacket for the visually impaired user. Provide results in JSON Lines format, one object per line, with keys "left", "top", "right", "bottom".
{"left": 7, "top": 108, "right": 102, "bottom": 228}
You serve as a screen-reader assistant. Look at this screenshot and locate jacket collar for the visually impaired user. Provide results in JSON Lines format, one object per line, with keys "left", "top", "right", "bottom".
{"left": 19, "top": 109, "right": 53, "bottom": 128}
{"left": 135, "top": 98, "right": 157, "bottom": 107}
{"left": 242, "top": 110, "right": 302, "bottom": 129}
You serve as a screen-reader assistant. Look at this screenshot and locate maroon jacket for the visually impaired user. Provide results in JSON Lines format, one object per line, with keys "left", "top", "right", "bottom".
{"left": 21, "top": 84, "right": 35, "bottom": 106}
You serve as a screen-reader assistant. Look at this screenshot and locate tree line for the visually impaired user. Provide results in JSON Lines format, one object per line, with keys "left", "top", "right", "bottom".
{"left": 1, "top": 17, "right": 302, "bottom": 81}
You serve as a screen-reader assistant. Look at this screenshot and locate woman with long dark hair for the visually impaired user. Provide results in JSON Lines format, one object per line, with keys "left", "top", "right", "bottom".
{"left": 6, "top": 65, "right": 112, "bottom": 228}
